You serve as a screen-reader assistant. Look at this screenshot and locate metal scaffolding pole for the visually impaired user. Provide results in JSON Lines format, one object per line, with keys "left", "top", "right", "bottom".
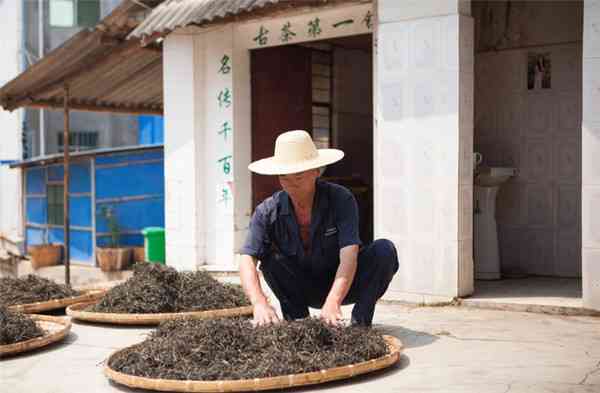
{"left": 63, "top": 86, "right": 71, "bottom": 285}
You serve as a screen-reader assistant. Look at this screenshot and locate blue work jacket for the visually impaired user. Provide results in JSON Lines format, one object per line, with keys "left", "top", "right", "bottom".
{"left": 240, "top": 180, "right": 362, "bottom": 276}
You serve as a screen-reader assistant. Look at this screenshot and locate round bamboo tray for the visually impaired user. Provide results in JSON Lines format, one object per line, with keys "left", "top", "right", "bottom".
{"left": 104, "top": 335, "right": 402, "bottom": 392}
{"left": 7, "top": 290, "right": 107, "bottom": 314}
{"left": 66, "top": 301, "right": 254, "bottom": 325}
{"left": 0, "top": 314, "right": 72, "bottom": 358}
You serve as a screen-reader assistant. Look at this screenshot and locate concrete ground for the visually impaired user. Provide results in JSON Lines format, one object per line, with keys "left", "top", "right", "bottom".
{"left": 2, "top": 305, "right": 600, "bottom": 393}
{"left": 468, "top": 277, "right": 582, "bottom": 308}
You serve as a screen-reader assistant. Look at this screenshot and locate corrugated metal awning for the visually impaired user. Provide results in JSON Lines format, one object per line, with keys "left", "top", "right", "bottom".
{"left": 0, "top": 1, "right": 164, "bottom": 116}
{"left": 129, "top": 0, "right": 283, "bottom": 40}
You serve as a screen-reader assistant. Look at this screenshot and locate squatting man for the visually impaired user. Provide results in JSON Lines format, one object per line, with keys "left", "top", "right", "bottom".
{"left": 240, "top": 130, "right": 399, "bottom": 327}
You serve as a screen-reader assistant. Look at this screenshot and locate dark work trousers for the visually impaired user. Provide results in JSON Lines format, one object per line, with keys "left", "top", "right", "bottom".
{"left": 259, "top": 239, "right": 399, "bottom": 326}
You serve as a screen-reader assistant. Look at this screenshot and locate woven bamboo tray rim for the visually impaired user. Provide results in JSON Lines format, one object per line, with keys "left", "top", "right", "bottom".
{"left": 7, "top": 290, "right": 107, "bottom": 313}
{"left": 0, "top": 314, "right": 72, "bottom": 357}
{"left": 104, "top": 335, "right": 402, "bottom": 392}
{"left": 66, "top": 301, "right": 254, "bottom": 325}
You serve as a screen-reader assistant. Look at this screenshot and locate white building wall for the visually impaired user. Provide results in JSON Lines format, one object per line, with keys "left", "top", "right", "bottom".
{"left": 375, "top": 0, "right": 474, "bottom": 301}
{"left": 582, "top": 0, "right": 600, "bottom": 310}
{"left": 163, "top": 3, "right": 373, "bottom": 271}
{"left": 0, "top": 0, "right": 24, "bottom": 249}
{"left": 163, "top": 34, "right": 205, "bottom": 271}
{"left": 163, "top": 27, "right": 238, "bottom": 270}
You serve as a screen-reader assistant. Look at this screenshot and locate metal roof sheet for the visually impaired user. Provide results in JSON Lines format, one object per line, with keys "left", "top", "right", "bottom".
{"left": 0, "top": 1, "right": 164, "bottom": 115}
{"left": 129, "top": 0, "right": 282, "bottom": 39}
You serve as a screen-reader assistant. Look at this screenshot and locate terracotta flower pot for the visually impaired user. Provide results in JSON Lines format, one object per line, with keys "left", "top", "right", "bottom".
{"left": 97, "top": 247, "right": 132, "bottom": 272}
{"left": 29, "top": 244, "right": 63, "bottom": 270}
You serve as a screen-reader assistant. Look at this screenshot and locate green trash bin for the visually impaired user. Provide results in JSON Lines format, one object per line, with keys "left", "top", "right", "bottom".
{"left": 142, "top": 227, "right": 165, "bottom": 264}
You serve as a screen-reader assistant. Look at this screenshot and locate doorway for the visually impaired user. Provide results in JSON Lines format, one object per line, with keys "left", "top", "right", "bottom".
{"left": 250, "top": 34, "right": 374, "bottom": 243}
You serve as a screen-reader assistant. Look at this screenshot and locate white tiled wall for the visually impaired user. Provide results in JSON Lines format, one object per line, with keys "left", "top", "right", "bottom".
{"left": 474, "top": 43, "right": 582, "bottom": 278}
{"left": 376, "top": 0, "right": 474, "bottom": 299}
{"left": 163, "top": 34, "right": 205, "bottom": 271}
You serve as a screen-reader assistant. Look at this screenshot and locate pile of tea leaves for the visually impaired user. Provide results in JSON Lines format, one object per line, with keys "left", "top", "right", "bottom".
{"left": 108, "top": 317, "right": 390, "bottom": 380}
{"left": 88, "top": 263, "right": 249, "bottom": 314}
{"left": 0, "top": 306, "right": 44, "bottom": 345}
{"left": 0, "top": 275, "right": 80, "bottom": 307}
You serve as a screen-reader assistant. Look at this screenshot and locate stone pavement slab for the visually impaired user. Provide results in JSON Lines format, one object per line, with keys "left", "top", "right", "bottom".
{"left": 1, "top": 305, "right": 599, "bottom": 393}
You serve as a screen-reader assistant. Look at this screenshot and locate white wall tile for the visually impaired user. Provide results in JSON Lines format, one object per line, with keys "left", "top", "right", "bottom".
{"left": 404, "top": 241, "right": 436, "bottom": 294}
{"left": 379, "top": 0, "right": 465, "bottom": 24}
{"left": 438, "top": 183, "right": 459, "bottom": 242}
{"left": 557, "top": 185, "right": 581, "bottom": 230}
{"left": 458, "top": 239, "right": 474, "bottom": 296}
{"left": 526, "top": 183, "right": 554, "bottom": 228}
{"left": 496, "top": 181, "right": 524, "bottom": 226}
{"left": 582, "top": 123, "right": 600, "bottom": 185}
{"left": 459, "top": 15, "right": 475, "bottom": 74}
{"left": 411, "top": 18, "right": 441, "bottom": 69}
{"left": 582, "top": 186, "right": 600, "bottom": 248}
{"left": 379, "top": 132, "right": 408, "bottom": 179}
{"left": 583, "top": 14, "right": 600, "bottom": 59}
{"left": 582, "top": 247, "right": 600, "bottom": 309}
{"left": 459, "top": 71, "right": 474, "bottom": 128}
{"left": 525, "top": 93, "right": 557, "bottom": 137}
{"left": 497, "top": 95, "right": 523, "bottom": 137}
{"left": 498, "top": 226, "right": 523, "bottom": 274}
{"left": 582, "top": 59, "right": 600, "bottom": 122}
{"left": 443, "top": 16, "right": 459, "bottom": 71}
{"left": 558, "top": 93, "right": 582, "bottom": 132}
{"left": 380, "top": 184, "right": 409, "bottom": 239}
{"left": 556, "top": 230, "right": 582, "bottom": 277}
{"left": 521, "top": 229, "right": 554, "bottom": 275}
{"left": 459, "top": 127, "right": 474, "bottom": 185}
{"left": 379, "top": 82, "right": 405, "bottom": 122}
{"left": 379, "top": 23, "right": 410, "bottom": 80}
{"left": 459, "top": 185, "right": 473, "bottom": 240}
{"left": 555, "top": 46, "right": 583, "bottom": 91}
{"left": 474, "top": 102, "right": 497, "bottom": 139}
{"left": 521, "top": 138, "right": 553, "bottom": 181}
{"left": 554, "top": 137, "right": 581, "bottom": 184}
{"left": 433, "top": 241, "right": 459, "bottom": 296}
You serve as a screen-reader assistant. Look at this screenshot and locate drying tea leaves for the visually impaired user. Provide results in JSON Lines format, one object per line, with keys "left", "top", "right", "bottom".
{"left": 175, "top": 271, "right": 249, "bottom": 311}
{"left": 108, "top": 317, "right": 389, "bottom": 380}
{"left": 0, "top": 275, "right": 80, "bottom": 307}
{"left": 88, "top": 263, "right": 249, "bottom": 314}
{"left": 0, "top": 306, "right": 44, "bottom": 345}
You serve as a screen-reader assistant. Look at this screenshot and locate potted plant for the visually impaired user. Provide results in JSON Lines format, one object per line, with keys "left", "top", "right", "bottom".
{"left": 28, "top": 242, "right": 63, "bottom": 270}
{"left": 96, "top": 206, "right": 132, "bottom": 272}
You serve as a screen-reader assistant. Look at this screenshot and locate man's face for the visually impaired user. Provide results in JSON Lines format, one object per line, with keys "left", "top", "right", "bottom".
{"left": 278, "top": 169, "right": 320, "bottom": 198}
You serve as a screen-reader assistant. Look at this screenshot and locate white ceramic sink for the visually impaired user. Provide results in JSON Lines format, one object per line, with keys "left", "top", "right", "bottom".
{"left": 475, "top": 167, "right": 517, "bottom": 187}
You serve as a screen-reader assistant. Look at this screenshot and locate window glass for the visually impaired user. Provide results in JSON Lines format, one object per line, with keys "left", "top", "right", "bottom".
{"left": 77, "top": 0, "right": 100, "bottom": 27}
{"left": 49, "top": 0, "right": 75, "bottom": 28}
{"left": 311, "top": 51, "right": 332, "bottom": 148}
{"left": 47, "top": 184, "right": 64, "bottom": 226}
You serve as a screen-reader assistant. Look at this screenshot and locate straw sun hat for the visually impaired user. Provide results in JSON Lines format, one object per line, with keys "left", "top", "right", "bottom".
{"left": 248, "top": 130, "right": 344, "bottom": 175}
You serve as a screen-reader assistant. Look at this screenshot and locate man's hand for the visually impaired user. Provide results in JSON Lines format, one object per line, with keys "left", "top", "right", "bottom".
{"left": 320, "top": 245, "right": 359, "bottom": 326}
{"left": 252, "top": 301, "right": 280, "bottom": 327}
{"left": 320, "top": 300, "right": 343, "bottom": 326}
{"left": 239, "top": 254, "right": 280, "bottom": 327}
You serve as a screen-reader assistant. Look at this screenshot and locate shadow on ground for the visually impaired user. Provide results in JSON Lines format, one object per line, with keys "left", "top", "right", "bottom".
{"left": 1, "top": 331, "right": 80, "bottom": 361}
{"left": 375, "top": 323, "right": 439, "bottom": 349}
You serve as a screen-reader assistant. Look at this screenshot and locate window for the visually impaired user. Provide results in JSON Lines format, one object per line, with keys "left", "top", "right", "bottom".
{"left": 57, "top": 131, "right": 99, "bottom": 152}
{"left": 311, "top": 50, "right": 332, "bottom": 149}
{"left": 50, "top": 0, "right": 100, "bottom": 28}
{"left": 47, "top": 184, "right": 64, "bottom": 226}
